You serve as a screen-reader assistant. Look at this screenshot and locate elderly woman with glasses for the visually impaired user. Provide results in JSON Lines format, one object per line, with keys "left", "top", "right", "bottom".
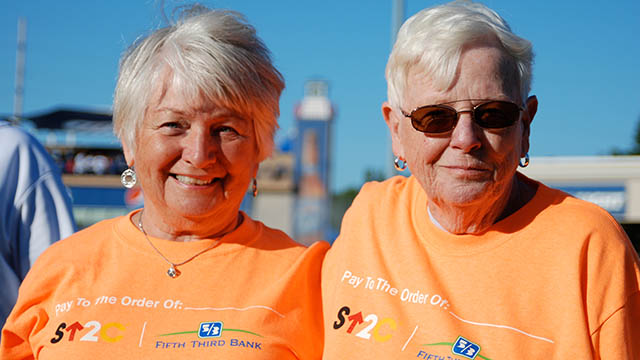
{"left": 1, "top": 6, "right": 328, "bottom": 359}
{"left": 322, "top": 1, "right": 640, "bottom": 359}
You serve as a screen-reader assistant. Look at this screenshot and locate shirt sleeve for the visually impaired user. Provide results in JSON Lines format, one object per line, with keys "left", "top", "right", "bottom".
{"left": 11, "top": 133, "right": 76, "bottom": 281}
{"left": 591, "top": 291, "right": 640, "bottom": 359}
{"left": 18, "top": 171, "right": 76, "bottom": 270}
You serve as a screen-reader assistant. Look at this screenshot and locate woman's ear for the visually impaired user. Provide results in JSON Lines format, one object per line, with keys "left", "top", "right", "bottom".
{"left": 520, "top": 95, "right": 538, "bottom": 156}
{"left": 121, "top": 141, "right": 134, "bottom": 168}
{"left": 382, "top": 101, "right": 404, "bottom": 158}
{"left": 523, "top": 95, "right": 538, "bottom": 128}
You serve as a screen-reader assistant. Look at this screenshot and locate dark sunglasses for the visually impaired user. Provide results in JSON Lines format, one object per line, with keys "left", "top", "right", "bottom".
{"left": 401, "top": 99, "right": 523, "bottom": 134}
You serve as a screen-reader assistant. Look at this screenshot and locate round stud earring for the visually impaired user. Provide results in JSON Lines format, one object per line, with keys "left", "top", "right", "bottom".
{"left": 121, "top": 168, "right": 137, "bottom": 188}
{"left": 394, "top": 157, "right": 407, "bottom": 171}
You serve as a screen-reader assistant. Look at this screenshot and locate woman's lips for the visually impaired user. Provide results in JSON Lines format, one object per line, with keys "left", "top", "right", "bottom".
{"left": 443, "top": 165, "right": 491, "bottom": 178}
{"left": 173, "top": 174, "right": 218, "bottom": 186}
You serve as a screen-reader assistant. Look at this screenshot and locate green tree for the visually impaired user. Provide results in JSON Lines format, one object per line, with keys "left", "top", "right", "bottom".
{"left": 612, "top": 115, "right": 640, "bottom": 155}
{"left": 364, "top": 168, "right": 386, "bottom": 182}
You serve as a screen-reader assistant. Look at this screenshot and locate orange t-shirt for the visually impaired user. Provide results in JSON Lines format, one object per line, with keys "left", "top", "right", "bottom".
{"left": 1, "top": 210, "right": 329, "bottom": 359}
{"left": 322, "top": 175, "right": 640, "bottom": 359}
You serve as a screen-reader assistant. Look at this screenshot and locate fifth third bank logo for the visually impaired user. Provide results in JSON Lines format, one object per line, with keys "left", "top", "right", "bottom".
{"left": 452, "top": 336, "right": 481, "bottom": 359}
{"left": 198, "top": 322, "right": 223, "bottom": 338}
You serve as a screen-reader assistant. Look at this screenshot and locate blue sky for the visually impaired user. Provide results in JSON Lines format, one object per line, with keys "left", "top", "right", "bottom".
{"left": 2, "top": 0, "right": 639, "bottom": 192}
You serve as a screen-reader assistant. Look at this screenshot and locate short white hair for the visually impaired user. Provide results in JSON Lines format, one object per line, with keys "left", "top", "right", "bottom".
{"left": 113, "top": 6, "right": 284, "bottom": 162}
{"left": 386, "top": 0, "right": 533, "bottom": 108}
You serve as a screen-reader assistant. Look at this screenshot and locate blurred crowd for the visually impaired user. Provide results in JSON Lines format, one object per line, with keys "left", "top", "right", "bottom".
{"left": 49, "top": 150, "right": 128, "bottom": 175}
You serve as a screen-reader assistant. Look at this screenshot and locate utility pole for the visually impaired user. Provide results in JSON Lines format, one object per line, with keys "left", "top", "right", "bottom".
{"left": 387, "top": 0, "right": 405, "bottom": 177}
{"left": 13, "top": 17, "right": 27, "bottom": 123}
{"left": 391, "top": 0, "right": 405, "bottom": 46}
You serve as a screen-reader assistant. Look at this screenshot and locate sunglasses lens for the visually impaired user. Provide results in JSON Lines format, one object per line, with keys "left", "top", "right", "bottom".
{"left": 408, "top": 100, "right": 521, "bottom": 134}
{"left": 411, "top": 106, "right": 457, "bottom": 133}
{"left": 475, "top": 101, "right": 521, "bottom": 128}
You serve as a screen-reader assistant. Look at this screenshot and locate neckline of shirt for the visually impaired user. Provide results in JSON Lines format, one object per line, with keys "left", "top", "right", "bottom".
{"left": 113, "top": 209, "right": 260, "bottom": 259}
{"left": 411, "top": 173, "right": 548, "bottom": 256}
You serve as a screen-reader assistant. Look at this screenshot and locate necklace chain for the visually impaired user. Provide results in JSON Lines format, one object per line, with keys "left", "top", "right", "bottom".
{"left": 137, "top": 210, "right": 220, "bottom": 278}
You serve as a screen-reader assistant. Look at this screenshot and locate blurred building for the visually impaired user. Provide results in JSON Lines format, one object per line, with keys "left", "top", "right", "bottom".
{"left": 250, "top": 151, "right": 296, "bottom": 237}
{"left": 291, "top": 81, "right": 335, "bottom": 245}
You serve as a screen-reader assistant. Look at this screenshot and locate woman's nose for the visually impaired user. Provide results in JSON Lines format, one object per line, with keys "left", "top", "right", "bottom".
{"left": 183, "top": 129, "right": 218, "bottom": 168}
{"left": 449, "top": 113, "right": 482, "bottom": 153}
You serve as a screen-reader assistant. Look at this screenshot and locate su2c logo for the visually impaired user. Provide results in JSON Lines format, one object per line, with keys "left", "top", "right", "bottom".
{"left": 333, "top": 306, "right": 397, "bottom": 343}
{"left": 50, "top": 321, "right": 126, "bottom": 344}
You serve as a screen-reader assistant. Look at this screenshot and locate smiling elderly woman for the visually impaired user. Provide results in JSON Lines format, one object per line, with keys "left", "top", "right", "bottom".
{"left": 322, "top": 1, "right": 640, "bottom": 359}
{"left": 1, "top": 6, "right": 328, "bottom": 359}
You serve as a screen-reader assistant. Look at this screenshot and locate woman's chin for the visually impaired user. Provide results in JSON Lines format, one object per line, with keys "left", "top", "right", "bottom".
{"left": 434, "top": 182, "right": 501, "bottom": 208}
{"left": 158, "top": 197, "right": 233, "bottom": 219}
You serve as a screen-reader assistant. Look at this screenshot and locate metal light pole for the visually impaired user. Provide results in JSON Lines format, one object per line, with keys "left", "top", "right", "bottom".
{"left": 13, "top": 17, "right": 27, "bottom": 123}
{"left": 387, "top": 0, "right": 405, "bottom": 178}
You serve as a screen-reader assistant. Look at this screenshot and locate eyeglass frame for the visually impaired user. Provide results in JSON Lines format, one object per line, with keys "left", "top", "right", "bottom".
{"left": 400, "top": 98, "right": 525, "bottom": 134}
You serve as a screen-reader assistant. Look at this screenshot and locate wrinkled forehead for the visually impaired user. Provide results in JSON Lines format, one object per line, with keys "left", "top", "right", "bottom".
{"left": 409, "top": 42, "right": 520, "bottom": 102}
{"left": 146, "top": 67, "right": 253, "bottom": 121}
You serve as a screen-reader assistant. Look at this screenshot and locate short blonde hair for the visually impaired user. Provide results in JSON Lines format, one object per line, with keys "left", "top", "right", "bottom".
{"left": 386, "top": 0, "right": 533, "bottom": 108}
{"left": 113, "top": 6, "right": 284, "bottom": 162}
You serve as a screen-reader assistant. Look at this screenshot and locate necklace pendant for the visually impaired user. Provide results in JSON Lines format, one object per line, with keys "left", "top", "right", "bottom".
{"left": 167, "top": 266, "right": 180, "bottom": 278}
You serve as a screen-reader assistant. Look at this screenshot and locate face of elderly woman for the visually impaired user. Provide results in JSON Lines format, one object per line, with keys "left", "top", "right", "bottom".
{"left": 385, "top": 43, "right": 535, "bottom": 213}
{"left": 126, "top": 76, "right": 259, "bottom": 232}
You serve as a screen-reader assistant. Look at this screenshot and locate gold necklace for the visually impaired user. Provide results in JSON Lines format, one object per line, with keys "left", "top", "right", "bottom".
{"left": 137, "top": 210, "right": 220, "bottom": 278}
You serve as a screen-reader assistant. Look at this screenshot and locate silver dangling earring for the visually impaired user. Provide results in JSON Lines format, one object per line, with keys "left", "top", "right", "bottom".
{"left": 519, "top": 153, "right": 530, "bottom": 168}
{"left": 121, "top": 168, "right": 137, "bottom": 188}
{"left": 252, "top": 178, "right": 258, "bottom": 197}
{"left": 394, "top": 156, "right": 407, "bottom": 171}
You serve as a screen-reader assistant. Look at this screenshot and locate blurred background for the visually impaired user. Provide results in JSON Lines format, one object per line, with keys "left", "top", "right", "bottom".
{"left": 2, "top": 0, "right": 640, "bottom": 249}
